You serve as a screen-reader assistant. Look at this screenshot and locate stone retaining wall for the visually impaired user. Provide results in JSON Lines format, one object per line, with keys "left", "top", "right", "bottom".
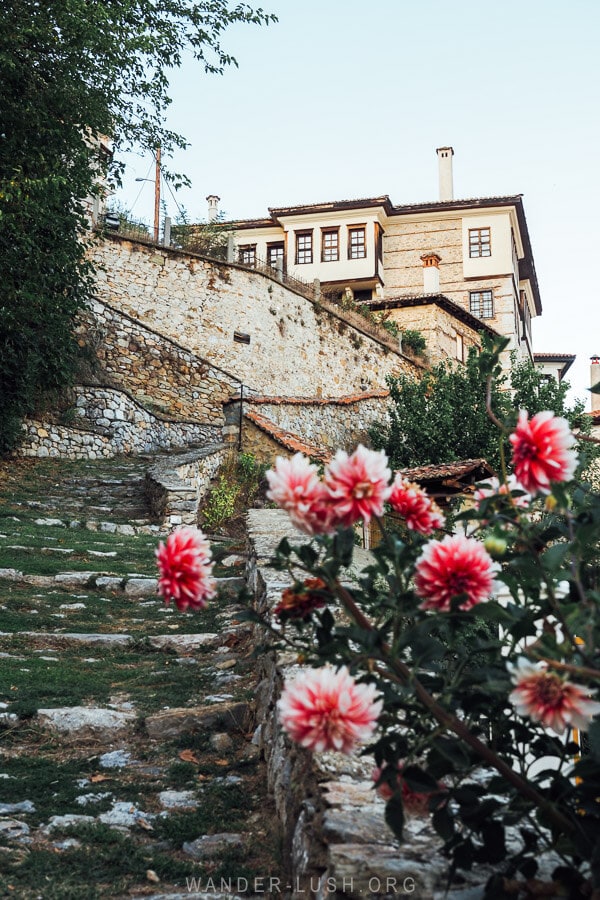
{"left": 92, "top": 235, "right": 422, "bottom": 398}
{"left": 77, "top": 299, "right": 240, "bottom": 424}
{"left": 17, "top": 387, "right": 219, "bottom": 460}
{"left": 17, "top": 419, "right": 113, "bottom": 460}
{"left": 145, "top": 445, "right": 227, "bottom": 526}
{"left": 227, "top": 391, "right": 390, "bottom": 455}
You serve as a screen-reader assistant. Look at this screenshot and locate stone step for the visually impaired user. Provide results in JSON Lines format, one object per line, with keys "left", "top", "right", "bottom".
{"left": 0, "top": 569, "right": 242, "bottom": 595}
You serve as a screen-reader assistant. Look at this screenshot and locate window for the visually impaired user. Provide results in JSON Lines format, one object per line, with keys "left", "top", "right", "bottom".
{"left": 267, "top": 242, "right": 284, "bottom": 270}
{"left": 321, "top": 229, "right": 339, "bottom": 262}
{"left": 469, "top": 227, "right": 491, "bottom": 258}
{"left": 238, "top": 244, "right": 256, "bottom": 266}
{"left": 295, "top": 231, "right": 313, "bottom": 264}
{"left": 470, "top": 290, "right": 494, "bottom": 318}
{"left": 348, "top": 226, "right": 366, "bottom": 259}
{"left": 456, "top": 333, "right": 465, "bottom": 362}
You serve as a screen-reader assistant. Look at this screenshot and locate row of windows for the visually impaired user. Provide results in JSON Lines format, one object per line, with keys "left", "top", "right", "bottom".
{"left": 243, "top": 225, "right": 494, "bottom": 266}
{"left": 238, "top": 227, "right": 368, "bottom": 268}
{"left": 295, "top": 227, "right": 366, "bottom": 264}
{"left": 239, "top": 243, "right": 284, "bottom": 268}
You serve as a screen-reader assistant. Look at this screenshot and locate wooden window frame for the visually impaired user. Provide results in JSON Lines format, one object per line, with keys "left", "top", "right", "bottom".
{"left": 469, "top": 289, "right": 494, "bottom": 319}
{"left": 267, "top": 241, "right": 284, "bottom": 270}
{"left": 321, "top": 228, "right": 339, "bottom": 262}
{"left": 468, "top": 227, "right": 491, "bottom": 258}
{"left": 238, "top": 244, "right": 256, "bottom": 266}
{"left": 348, "top": 225, "right": 366, "bottom": 260}
{"left": 295, "top": 230, "right": 313, "bottom": 265}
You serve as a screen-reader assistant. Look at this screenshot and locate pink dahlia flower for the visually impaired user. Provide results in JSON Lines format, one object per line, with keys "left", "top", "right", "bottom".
{"left": 278, "top": 666, "right": 382, "bottom": 754}
{"left": 372, "top": 763, "right": 447, "bottom": 816}
{"left": 389, "top": 475, "right": 445, "bottom": 535}
{"left": 508, "top": 658, "right": 600, "bottom": 734}
{"left": 414, "top": 533, "right": 499, "bottom": 612}
{"left": 324, "top": 445, "right": 392, "bottom": 528}
{"left": 509, "top": 410, "right": 578, "bottom": 495}
{"left": 156, "top": 526, "right": 216, "bottom": 612}
{"left": 473, "top": 474, "right": 531, "bottom": 510}
{"left": 266, "top": 453, "right": 334, "bottom": 535}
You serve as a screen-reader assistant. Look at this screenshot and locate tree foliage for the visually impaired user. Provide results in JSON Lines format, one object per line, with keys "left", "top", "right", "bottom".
{"left": 0, "top": 0, "right": 275, "bottom": 452}
{"left": 371, "top": 336, "right": 591, "bottom": 473}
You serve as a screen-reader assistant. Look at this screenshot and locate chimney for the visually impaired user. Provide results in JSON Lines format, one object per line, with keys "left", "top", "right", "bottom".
{"left": 206, "top": 194, "right": 220, "bottom": 223}
{"left": 591, "top": 355, "right": 600, "bottom": 412}
{"left": 421, "top": 251, "right": 441, "bottom": 293}
{"left": 436, "top": 147, "right": 454, "bottom": 201}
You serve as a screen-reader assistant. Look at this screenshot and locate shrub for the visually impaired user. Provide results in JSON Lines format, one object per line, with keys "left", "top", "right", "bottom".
{"left": 202, "top": 476, "right": 239, "bottom": 533}
{"left": 401, "top": 328, "right": 426, "bottom": 356}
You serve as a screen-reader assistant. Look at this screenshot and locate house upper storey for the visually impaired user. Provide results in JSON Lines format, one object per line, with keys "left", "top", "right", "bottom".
{"left": 217, "top": 149, "right": 542, "bottom": 361}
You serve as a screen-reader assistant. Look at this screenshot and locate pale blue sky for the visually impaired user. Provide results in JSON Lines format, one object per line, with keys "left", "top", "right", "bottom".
{"left": 115, "top": 0, "right": 600, "bottom": 405}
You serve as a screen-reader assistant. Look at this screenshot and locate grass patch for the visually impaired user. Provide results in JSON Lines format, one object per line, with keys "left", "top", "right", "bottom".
{"left": 0, "top": 823, "right": 196, "bottom": 897}
{"left": 0, "top": 577, "right": 243, "bottom": 636}
{"left": 152, "top": 783, "right": 247, "bottom": 845}
{"left": 0, "top": 644, "right": 216, "bottom": 715}
{"left": 0, "top": 526, "right": 159, "bottom": 577}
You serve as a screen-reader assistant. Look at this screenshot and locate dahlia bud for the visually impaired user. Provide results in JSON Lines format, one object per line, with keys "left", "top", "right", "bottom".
{"left": 484, "top": 536, "right": 508, "bottom": 558}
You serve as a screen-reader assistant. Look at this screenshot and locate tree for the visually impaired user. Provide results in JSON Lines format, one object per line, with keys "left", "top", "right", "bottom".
{"left": 0, "top": 0, "right": 275, "bottom": 453}
{"left": 370, "top": 336, "right": 591, "bottom": 473}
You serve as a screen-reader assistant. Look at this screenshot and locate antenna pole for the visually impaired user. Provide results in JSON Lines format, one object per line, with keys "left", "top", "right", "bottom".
{"left": 154, "top": 146, "right": 161, "bottom": 242}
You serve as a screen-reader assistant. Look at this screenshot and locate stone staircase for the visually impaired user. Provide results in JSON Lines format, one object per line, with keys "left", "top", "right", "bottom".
{"left": 0, "top": 455, "right": 279, "bottom": 899}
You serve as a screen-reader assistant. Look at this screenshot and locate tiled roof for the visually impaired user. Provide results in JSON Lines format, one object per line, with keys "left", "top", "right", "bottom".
{"left": 231, "top": 390, "right": 389, "bottom": 407}
{"left": 269, "top": 196, "right": 393, "bottom": 217}
{"left": 244, "top": 409, "right": 331, "bottom": 462}
{"left": 399, "top": 458, "right": 494, "bottom": 485}
{"left": 533, "top": 353, "right": 576, "bottom": 379}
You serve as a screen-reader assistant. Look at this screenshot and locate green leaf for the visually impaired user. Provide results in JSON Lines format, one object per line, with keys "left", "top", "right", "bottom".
{"left": 432, "top": 805, "right": 455, "bottom": 840}
{"left": 384, "top": 794, "right": 404, "bottom": 841}
{"left": 401, "top": 765, "right": 440, "bottom": 793}
{"left": 541, "top": 542, "right": 571, "bottom": 573}
{"left": 587, "top": 720, "right": 600, "bottom": 764}
{"left": 333, "top": 528, "right": 355, "bottom": 567}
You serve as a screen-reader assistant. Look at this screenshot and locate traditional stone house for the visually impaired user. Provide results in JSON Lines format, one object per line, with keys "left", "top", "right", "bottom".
{"left": 218, "top": 148, "right": 542, "bottom": 365}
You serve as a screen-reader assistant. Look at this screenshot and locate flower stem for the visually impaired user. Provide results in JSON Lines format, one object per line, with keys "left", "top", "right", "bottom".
{"left": 335, "top": 581, "right": 575, "bottom": 837}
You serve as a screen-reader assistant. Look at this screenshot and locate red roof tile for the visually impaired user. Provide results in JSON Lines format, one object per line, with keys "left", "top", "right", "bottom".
{"left": 244, "top": 410, "right": 331, "bottom": 462}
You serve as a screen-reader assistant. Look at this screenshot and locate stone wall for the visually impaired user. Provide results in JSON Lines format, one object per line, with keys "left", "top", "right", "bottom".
{"left": 145, "top": 445, "right": 227, "bottom": 527}
{"left": 91, "top": 236, "right": 422, "bottom": 398}
{"left": 17, "top": 386, "right": 219, "bottom": 459}
{"left": 242, "top": 392, "right": 389, "bottom": 454}
{"left": 77, "top": 299, "right": 240, "bottom": 425}
{"left": 386, "top": 302, "right": 484, "bottom": 366}
{"left": 384, "top": 216, "right": 519, "bottom": 355}
{"left": 18, "top": 419, "right": 113, "bottom": 460}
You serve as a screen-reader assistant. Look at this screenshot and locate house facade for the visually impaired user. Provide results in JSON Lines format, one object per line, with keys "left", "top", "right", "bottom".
{"left": 220, "top": 148, "right": 542, "bottom": 365}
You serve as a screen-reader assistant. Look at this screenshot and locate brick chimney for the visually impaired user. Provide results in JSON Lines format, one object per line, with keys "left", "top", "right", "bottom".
{"left": 436, "top": 147, "right": 454, "bottom": 201}
{"left": 591, "top": 355, "right": 600, "bottom": 412}
{"left": 206, "top": 195, "right": 220, "bottom": 223}
{"left": 421, "top": 251, "right": 441, "bottom": 293}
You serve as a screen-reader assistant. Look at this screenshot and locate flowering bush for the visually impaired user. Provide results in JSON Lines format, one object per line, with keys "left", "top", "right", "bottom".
{"left": 156, "top": 347, "right": 600, "bottom": 893}
{"left": 257, "top": 363, "right": 600, "bottom": 892}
